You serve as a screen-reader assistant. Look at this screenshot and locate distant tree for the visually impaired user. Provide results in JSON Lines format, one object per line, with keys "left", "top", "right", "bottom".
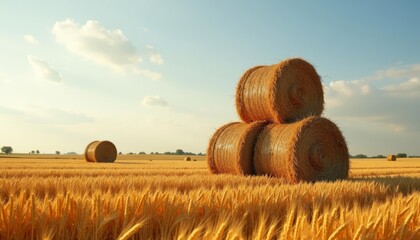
{"left": 36, "top": 150, "right": 40, "bottom": 154}
{"left": 197, "top": 152, "right": 205, "bottom": 156}
{"left": 353, "top": 154, "right": 367, "bottom": 158}
{"left": 118, "top": 152, "right": 122, "bottom": 155}
{"left": 175, "top": 149, "right": 184, "bottom": 155}
{"left": 154, "top": 152, "right": 160, "bottom": 155}
{"left": 149, "top": 152, "right": 154, "bottom": 155}
{"left": 55, "top": 151, "right": 60, "bottom": 155}
{"left": 139, "top": 151, "right": 146, "bottom": 155}
{"left": 396, "top": 153, "right": 407, "bottom": 158}
{"left": 128, "top": 152, "right": 134, "bottom": 155}
{"left": 1, "top": 146, "right": 13, "bottom": 155}
{"left": 373, "top": 155, "right": 385, "bottom": 158}
{"left": 31, "top": 150, "right": 35, "bottom": 154}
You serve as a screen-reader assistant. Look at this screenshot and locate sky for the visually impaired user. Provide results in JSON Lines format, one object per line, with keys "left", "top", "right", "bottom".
{"left": 0, "top": 1, "right": 419, "bottom": 156}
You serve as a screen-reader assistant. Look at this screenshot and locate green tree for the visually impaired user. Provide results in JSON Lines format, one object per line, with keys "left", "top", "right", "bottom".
{"left": 396, "top": 153, "right": 407, "bottom": 158}
{"left": 36, "top": 150, "right": 40, "bottom": 154}
{"left": 1, "top": 146, "right": 13, "bottom": 154}
{"left": 55, "top": 151, "right": 60, "bottom": 155}
{"left": 31, "top": 150, "right": 35, "bottom": 154}
{"left": 175, "top": 149, "right": 184, "bottom": 155}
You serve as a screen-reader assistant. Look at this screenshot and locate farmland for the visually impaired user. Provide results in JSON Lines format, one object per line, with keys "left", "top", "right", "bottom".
{"left": 0, "top": 155, "right": 419, "bottom": 239}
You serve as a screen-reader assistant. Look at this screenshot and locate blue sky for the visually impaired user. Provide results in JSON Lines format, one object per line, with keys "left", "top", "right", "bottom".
{"left": 0, "top": 1, "right": 419, "bottom": 155}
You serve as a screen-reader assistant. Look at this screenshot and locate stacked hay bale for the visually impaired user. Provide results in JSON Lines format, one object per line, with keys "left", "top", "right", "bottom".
{"left": 85, "top": 140, "right": 117, "bottom": 163}
{"left": 207, "top": 58, "right": 349, "bottom": 183}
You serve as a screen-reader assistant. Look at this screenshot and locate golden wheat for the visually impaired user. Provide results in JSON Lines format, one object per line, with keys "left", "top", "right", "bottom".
{"left": 0, "top": 156, "right": 419, "bottom": 239}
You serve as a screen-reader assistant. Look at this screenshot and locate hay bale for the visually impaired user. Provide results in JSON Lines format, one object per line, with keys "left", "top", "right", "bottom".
{"left": 236, "top": 58, "right": 324, "bottom": 123}
{"left": 254, "top": 116, "right": 348, "bottom": 183}
{"left": 84, "top": 140, "right": 117, "bottom": 163}
{"left": 184, "top": 157, "right": 191, "bottom": 161}
{"left": 387, "top": 154, "right": 396, "bottom": 161}
{"left": 207, "top": 121, "right": 267, "bottom": 175}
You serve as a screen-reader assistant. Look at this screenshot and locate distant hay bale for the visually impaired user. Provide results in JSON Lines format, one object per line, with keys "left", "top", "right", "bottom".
{"left": 207, "top": 121, "right": 267, "bottom": 175}
{"left": 236, "top": 58, "right": 324, "bottom": 123}
{"left": 84, "top": 140, "right": 117, "bottom": 163}
{"left": 387, "top": 154, "right": 396, "bottom": 161}
{"left": 254, "top": 116, "right": 349, "bottom": 183}
{"left": 193, "top": 159, "right": 197, "bottom": 161}
{"left": 184, "top": 157, "right": 191, "bottom": 161}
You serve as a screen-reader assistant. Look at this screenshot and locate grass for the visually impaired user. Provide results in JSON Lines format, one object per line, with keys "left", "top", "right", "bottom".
{"left": 0, "top": 155, "right": 419, "bottom": 239}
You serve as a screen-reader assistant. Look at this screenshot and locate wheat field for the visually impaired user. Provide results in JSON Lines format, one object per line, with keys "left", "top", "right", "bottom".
{"left": 0, "top": 154, "right": 419, "bottom": 239}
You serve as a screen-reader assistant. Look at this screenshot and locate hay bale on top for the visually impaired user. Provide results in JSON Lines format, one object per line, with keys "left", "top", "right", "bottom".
{"left": 207, "top": 121, "right": 267, "bottom": 175}
{"left": 184, "top": 157, "right": 191, "bottom": 161}
{"left": 236, "top": 58, "right": 324, "bottom": 123}
{"left": 254, "top": 116, "right": 349, "bottom": 183}
{"left": 387, "top": 154, "right": 396, "bottom": 161}
{"left": 84, "top": 140, "right": 117, "bottom": 163}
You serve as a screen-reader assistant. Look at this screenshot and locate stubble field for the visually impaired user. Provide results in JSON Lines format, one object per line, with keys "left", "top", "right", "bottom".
{"left": 0, "top": 154, "right": 419, "bottom": 239}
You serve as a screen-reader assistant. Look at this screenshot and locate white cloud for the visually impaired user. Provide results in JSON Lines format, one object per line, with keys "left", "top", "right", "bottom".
{"left": 24, "top": 35, "right": 39, "bottom": 45}
{"left": 51, "top": 19, "right": 161, "bottom": 80}
{"left": 141, "top": 95, "right": 168, "bottom": 107}
{"left": 27, "top": 55, "right": 63, "bottom": 82}
{"left": 324, "top": 63, "right": 420, "bottom": 133}
{"left": 360, "top": 63, "right": 420, "bottom": 81}
{"left": 133, "top": 68, "right": 162, "bottom": 80}
{"left": 382, "top": 77, "right": 420, "bottom": 93}
{"left": 146, "top": 45, "right": 164, "bottom": 65}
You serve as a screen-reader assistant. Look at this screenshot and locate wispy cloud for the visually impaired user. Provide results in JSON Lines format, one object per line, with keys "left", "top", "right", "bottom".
{"left": 0, "top": 105, "right": 93, "bottom": 125}
{"left": 146, "top": 45, "right": 164, "bottom": 65}
{"left": 141, "top": 95, "right": 168, "bottom": 107}
{"left": 24, "top": 35, "right": 39, "bottom": 45}
{"left": 382, "top": 77, "right": 420, "bottom": 94}
{"left": 358, "top": 63, "right": 420, "bottom": 82}
{"left": 51, "top": 19, "right": 162, "bottom": 80}
{"left": 324, "top": 63, "right": 420, "bottom": 133}
{"left": 27, "top": 55, "right": 62, "bottom": 82}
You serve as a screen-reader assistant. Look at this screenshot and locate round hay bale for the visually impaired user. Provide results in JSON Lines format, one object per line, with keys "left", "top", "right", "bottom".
{"left": 254, "top": 116, "right": 349, "bottom": 183}
{"left": 184, "top": 156, "right": 191, "bottom": 161}
{"left": 84, "top": 140, "right": 117, "bottom": 163}
{"left": 207, "top": 121, "right": 267, "bottom": 175}
{"left": 236, "top": 58, "right": 324, "bottom": 123}
{"left": 84, "top": 141, "right": 99, "bottom": 162}
{"left": 387, "top": 154, "right": 396, "bottom": 161}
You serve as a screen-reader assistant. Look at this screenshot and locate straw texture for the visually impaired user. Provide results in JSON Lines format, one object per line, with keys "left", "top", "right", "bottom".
{"left": 84, "top": 140, "right": 117, "bottom": 163}
{"left": 207, "top": 121, "right": 267, "bottom": 175}
{"left": 254, "top": 116, "right": 349, "bottom": 183}
{"left": 387, "top": 155, "right": 396, "bottom": 161}
{"left": 236, "top": 58, "right": 324, "bottom": 123}
{"left": 84, "top": 141, "right": 99, "bottom": 162}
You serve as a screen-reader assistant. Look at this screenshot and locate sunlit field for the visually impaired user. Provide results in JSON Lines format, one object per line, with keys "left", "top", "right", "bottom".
{"left": 1, "top": 154, "right": 419, "bottom": 239}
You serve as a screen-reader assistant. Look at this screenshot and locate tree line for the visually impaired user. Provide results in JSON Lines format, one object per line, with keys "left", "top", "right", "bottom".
{"left": 122, "top": 149, "right": 205, "bottom": 156}
{"left": 350, "top": 153, "right": 418, "bottom": 158}
{"left": 1, "top": 146, "right": 206, "bottom": 156}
